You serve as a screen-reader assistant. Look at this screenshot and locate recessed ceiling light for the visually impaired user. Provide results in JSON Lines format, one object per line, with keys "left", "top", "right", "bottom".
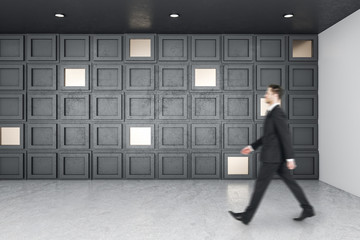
{"left": 283, "top": 13, "right": 294, "bottom": 18}
{"left": 170, "top": 13, "right": 180, "bottom": 18}
{"left": 55, "top": 13, "right": 65, "bottom": 18}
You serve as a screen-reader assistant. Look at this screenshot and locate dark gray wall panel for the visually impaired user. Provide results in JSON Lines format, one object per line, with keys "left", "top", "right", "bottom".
{"left": 289, "top": 65, "right": 318, "bottom": 91}
{"left": 192, "top": 94, "right": 220, "bottom": 120}
{"left": 159, "top": 65, "right": 188, "bottom": 90}
{"left": 93, "top": 124, "right": 122, "bottom": 149}
{"left": 159, "top": 95, "right": 187, "bottom": 120}
{"left": 0, "top": 65, "right": 24, "bottom": 90}
{"left": 159, "top": 124, "right": 187, "bottom": 149}
{"left": 125, "top": 65, "right": 154, "bottom": 90}
{"left": 28, "top": 124, "right": 56, "bottom": 149}
{"left": 59, "top": 153, "right": 90, "bottom": 179}
{"left": 224, "top": 94, "right": 253, "bottom": 120}
{"left": 60, "top": 94, "right": 89, "bottom": 120}
{"left": 27, "top": 153, "right": 57, "bottom": 179}
{"left": 0, "top": 94, "right": 23, "bottom": 120}
{"left": 289, "top": 95, "right": 318, "bottom": 119}
{"left": 158, "top": 35, "right": 188, "bottom": 61}
{"left": 191, "top": 35, "right": 220, "bottom": 61}
{"left": 191, "top": 153, "right": 220, "bottom": 179}
{"left": 28, "top": 94, "right": 57, "bottom": 120}
{"left": 93, "top": 153, "right": 122, "bottom": 179}
{"left": 126, "top": 153, "right": 155, "bottom": 179}
{"left": 0, "top": 35, "right": 24, "bottom": 61}
{"left": 290, "top": 124, "right": 318, "bottom": 149}
{"left": 257, "top": 36, "right": 285, "bottom": 61}
{"left": 126, "top": 94, "right": 155, "bottom": 120}
{"left": 60, "top": 124, "right": 90, "bottom": 149}
{"left": 223, "top": 123, "right": 254, "bottom": 149}
{"left": 92, "top": 94, "right": 122, "bottom": 120}
{"left": 224, "top": 65, "right": 253, "bottom": 90}
{"left": 293, "top": 152, "right": 319, "bottom": 179}
{"left": 27, "top": 34, "right": 57, "bottom": 61}
{"left": 0, "top": 153, "right": 24, "bottom": 179}
{"left": 223, "top": 35, "right": 253, "bottom": 61}
{"left": 93, "top": 64, "right": 122, "bottom": 90}
{"left": 223, "top": 152, "right": 254, "bottom": 179}
{"left": 60, "top": 35, "right": 90, "bottom": 61}
{"left": 191, "top": 124, "right": 220, "bottom": 149}
{"left": 28, "top": 65, "right": 57, "bottom": 90}
{"left": 159, "top": 153, "right": 188, "bottom": 179}
{"left": 93, "top": 35, "right": 122, "bottom": 61}
{"left": 256, "top": 65, "right": 286, "bottom": 90}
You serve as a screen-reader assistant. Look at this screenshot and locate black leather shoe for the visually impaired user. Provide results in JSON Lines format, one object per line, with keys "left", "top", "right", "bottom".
{"left": 293, "top": 209, "right": 315, "bottom": 221}
{"left": 228, "top": 211, "right": 250, "bottom": 225}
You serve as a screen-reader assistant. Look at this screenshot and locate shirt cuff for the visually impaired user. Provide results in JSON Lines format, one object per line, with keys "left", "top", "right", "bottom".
{"left": 286, "top": 159, "right": 295, "bottom": 162}
{"left": 249, "top": 145, "right": 254, "bottom": 151}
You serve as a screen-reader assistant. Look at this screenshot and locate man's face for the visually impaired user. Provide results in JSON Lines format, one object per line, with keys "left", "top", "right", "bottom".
{"left": 264, "top": 87, "right": 275, "bottom": 104}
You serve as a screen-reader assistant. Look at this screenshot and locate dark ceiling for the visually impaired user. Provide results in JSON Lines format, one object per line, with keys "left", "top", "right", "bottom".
{"left": 0, "top": 0, "right": 359, "bottom": 34}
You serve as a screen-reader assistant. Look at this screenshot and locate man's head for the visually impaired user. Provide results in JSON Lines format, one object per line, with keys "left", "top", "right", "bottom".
{"left": 264, "top": 84, "right": 283, "bottom": 105}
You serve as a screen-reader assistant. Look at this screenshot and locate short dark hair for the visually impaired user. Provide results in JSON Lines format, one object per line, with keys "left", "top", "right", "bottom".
{"left": 268, "top": 84, "right": 283, "bottom": 98}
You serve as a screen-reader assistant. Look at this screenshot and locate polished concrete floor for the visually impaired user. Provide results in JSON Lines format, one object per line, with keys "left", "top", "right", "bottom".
{"left": 0, "top": 180, "right": 359, "bottom": 240}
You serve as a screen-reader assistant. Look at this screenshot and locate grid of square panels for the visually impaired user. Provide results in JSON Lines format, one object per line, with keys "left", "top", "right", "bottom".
{"left": 0, "top": 33, "right": 318, "bottom": 180}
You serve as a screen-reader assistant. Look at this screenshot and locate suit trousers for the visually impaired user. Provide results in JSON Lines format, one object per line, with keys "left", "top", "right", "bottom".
{"left": 245, "top": 162, "right": 312, "bottom": 220}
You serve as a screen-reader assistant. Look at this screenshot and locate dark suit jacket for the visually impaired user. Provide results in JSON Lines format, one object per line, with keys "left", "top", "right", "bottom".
{"left": 251, "top": 105, "right": 294, "bottom": 163}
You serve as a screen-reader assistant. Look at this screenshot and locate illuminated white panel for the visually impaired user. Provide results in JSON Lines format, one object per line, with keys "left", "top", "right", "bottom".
{"left": 65, "top": 69, "right": 86, "bottom": 86}
{"left": 130, "top": 39, "right": 151, "bottom": 57}
{"left": 195, "top": 69, "right": 216, "bottom": 87}
{"left": 130, "top": 127, "right": 151, "bottom": 145}
{"left": 0, "top": 127, "right": 20, "bottom": 145}
{"left": 228, "top": 157, "right": 248, "bottom": 175}
{"left": 293, "top": 40, "right": 312, "bottom": 58}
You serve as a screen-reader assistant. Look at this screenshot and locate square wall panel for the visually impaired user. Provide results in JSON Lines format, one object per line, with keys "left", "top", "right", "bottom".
{"left": 93, "top": 124, "right": 122, "bottom": 149}
{"left": 289, "top": 35, "right": 318, "bottom": 61}
{"left": 159, "top": 95, "right": 187, "bottom": 119}
{"left": 92, "top": 94, "right": 122, "bottom": 120}
{"left": 126, "top": 154, "right": 155, "bottom": 179}
{"left": 93, "top": 35, "right": 122, "bottom": 61}
{"left": 125, "top": 65, "right": 154, "bottom": 90}
{"left": 256, "top": 36, "right": 285, "bottom": 61}
{"left": 256, "top": 65, "right": 285, "bottom": 90}
{"left": 27, "top": 34, "right": 57, "bottom": 61}
{"left": 289, "top": 65, "right": 318, "bottom": 90}
{"left": 158, "top": 35, "right": 188, "bottom": 61}
{"left": 125, "top": 94, "right": 154, "bottom": 120}
{"left": 192, "top": 35, "right": 220, "bottom": 61}
{"left": 126, "top": 124, "right": 154, "bottom": 149}
{"left": 27, "top": 153, "right": 57, "bottom": 179}
{"left": 93, "top": 65, "right": 122, "bottom": 90}
{"left": 0, "top": 153, "right": 24, "bottom": 179}
{"left": 125, "top": 34, "right": 155, "bottom": 61}
{"left": 0, "top": 35, "right": 24, "bottom": 60}
{"left": 223, "top": 35, "right": 253, "bottom": 61}
{"left": 192, "top": 94, "right": 220, "bottom": 120}
{"left": 289, "top": 95, "right": 318, "bottom": 119}
{"left": 60, "top": 124, "right": 89, "bottom": 149}
{"left": 293, "top": 152, "right": 319, "bottom": 179}
{"left": 28, "top": 94, "right": 57, "bottom": 120}
{"left": 159, "top": 153, "right": 188, "bottom": 179}
{"left": 0, "top": 65, "right": 23, "bottom": 90}
{"left": 224, "top": 124, "right": 254, "bottom": 149}
{"left": 159, "top": 124, "right": 187, "bottom": 149}
{"left": 159, "top": 65, "right": 188, "bottom": 90}
{"left": 93, "top": 153, "right": 122, "bottom": 179}
{"left": 60, "top": 94, "right": 89, "bottom": 119}
{"left": 191, "top": 153, "right": 220, "bottom": 179}
{"left": 0, "top": 125, "right": 23, "bottom": 148}
{"left": 59, "top": 65, "right": 89, "bottom": 91}
{"left": 60, "top": 35, "right": 89, "bottom": 61}
{"left": 224, "top": 65, "right": 253, "bottom": 90}
{"left": 290, "top": 124, "right": 318, "bottom": 149}
{"left": 192, "top": 124, "right": 220, "bottom": 149}
{"left": 59, "top": 153, "right": 89, "bottom": 179}
{"left": 256, "top": 93, "right": 286, "bottom": 120}
{"left": 28, "top": 124, "right": 56, "bottom": 149}
{"left": 224, "top": 94, "right": 253, "bottom": 120}
{"left": 224, "top": 153, "right": 254, "bottom": 179}
{"left": 27, "top": 65, "right": 57, "bottom": 90}
{"left": 191, "top": 65, "right": 220, "bottom": 90}
{"left": 0, "top": 94, "right": 23, "bottom": 120}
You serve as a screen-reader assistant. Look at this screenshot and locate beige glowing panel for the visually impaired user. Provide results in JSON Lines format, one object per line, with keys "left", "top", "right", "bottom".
{"left": 130, "top": 39, "right": 151, "bottom": 57}
{"left": 130, "top": 127, "right": 151, "bottom": 145}
{"left": 260, "top": 98, "right": 270, "bottom": 116}
{"left": 293, "top": 40, "right": 313, "bottom": 58}
{"left": 0, "top": 127, "right": 20, "bottom": 145}
{"left": 195, "top": 69, "right": 216, "bottom": 87}
{"left": 228, "top": 157, "right": 248, "bottom": 175}
{"left": 65, "top": 69, "right": 86, "bottom": 86}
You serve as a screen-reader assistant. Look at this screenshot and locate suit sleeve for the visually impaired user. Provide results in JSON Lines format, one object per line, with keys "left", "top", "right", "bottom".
{"left": 251, "top": 137, "right": 263, "bottom": 150}
{"left": 273, "top": 109, "right": 294, "bottom": 159}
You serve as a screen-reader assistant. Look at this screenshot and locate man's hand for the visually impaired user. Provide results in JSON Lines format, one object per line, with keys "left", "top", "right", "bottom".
{"left": 241, "top": 146, "right": 253, "bottom": 155}
{"left": 287, "top": 161, "right": 297, "bottom": 170}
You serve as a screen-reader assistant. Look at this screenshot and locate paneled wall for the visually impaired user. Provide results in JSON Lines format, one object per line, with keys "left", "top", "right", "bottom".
{"left": 0, "top": 34, "right": 318, "bottom": 180}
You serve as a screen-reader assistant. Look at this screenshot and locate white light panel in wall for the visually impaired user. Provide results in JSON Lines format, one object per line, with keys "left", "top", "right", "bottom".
{"left": 65, "top": 69, "right": 86, "bottom": 86}
{"left": 195, "top": 69, "right": 216, "bottom": 87}
{"left": 130, "top": 39, "right": 151, "bottom": 57}
{"left": 130, "top": 127, "right": 151, "bottom": 145}
{"left": 0, "top": 127, "right": 20, "bottom": 145}
{"left": 228, "top": 157, "right": 248, "bottom": 175}
{"left": 293, "top": 40, "right": 313, "bottom": 58}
